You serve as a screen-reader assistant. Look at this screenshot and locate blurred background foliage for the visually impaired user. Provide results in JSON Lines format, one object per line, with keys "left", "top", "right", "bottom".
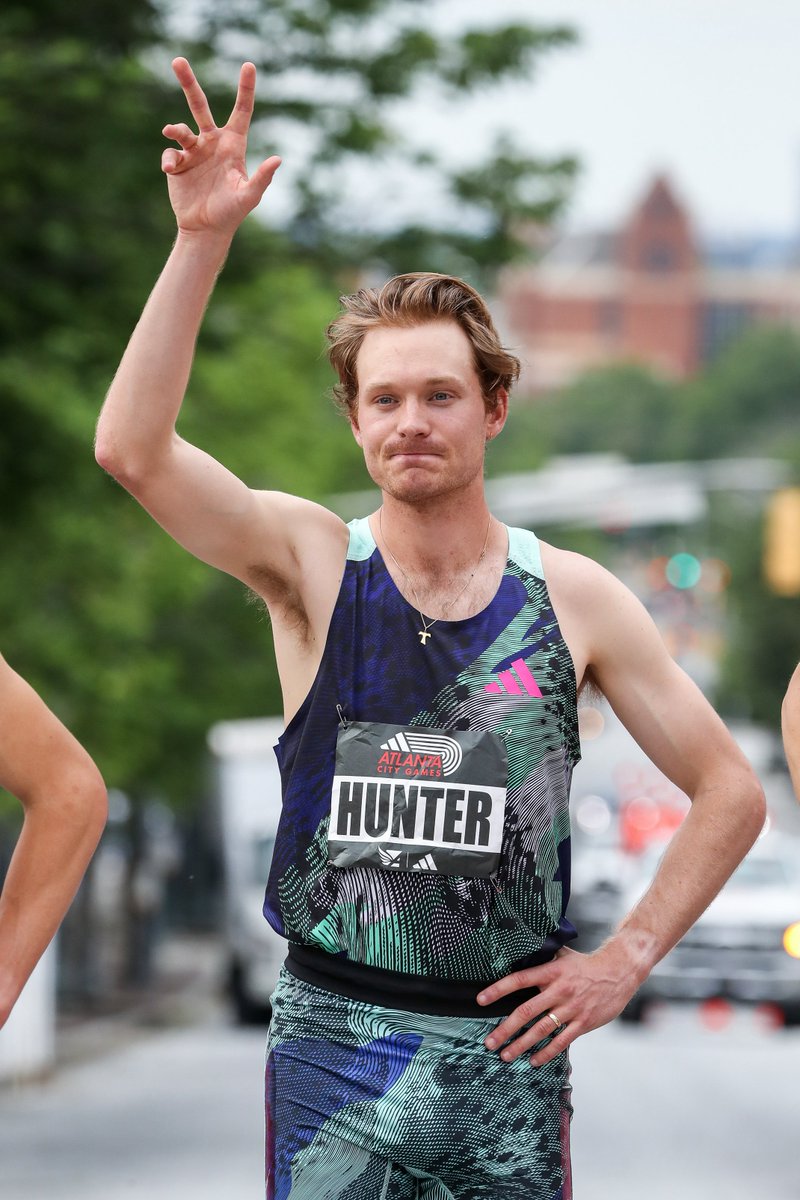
{"left": 1, "top": 0, "right": 799, "bottom": 987}
{"left": 0, "top": 0, "right": 578, "bottom": 813}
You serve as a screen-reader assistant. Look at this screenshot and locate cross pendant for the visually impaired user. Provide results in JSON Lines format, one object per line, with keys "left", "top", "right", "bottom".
{"left": 418, "top": 629, "right": 432, "bottom": 645}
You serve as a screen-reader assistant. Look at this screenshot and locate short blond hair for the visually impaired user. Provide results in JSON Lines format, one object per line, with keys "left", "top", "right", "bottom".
{"left": 326, "top": 272, "right": 520, "bottom": 417}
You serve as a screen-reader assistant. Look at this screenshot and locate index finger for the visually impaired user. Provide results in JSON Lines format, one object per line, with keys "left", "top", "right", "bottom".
{"left": 172, "top": 57, "right": 216, "bottom": 133}
{"left": 476, "top": 966, "right": 546, "bottom": 1006}
{"left": 226, "top": 61, "right": 258, "bottom": 136}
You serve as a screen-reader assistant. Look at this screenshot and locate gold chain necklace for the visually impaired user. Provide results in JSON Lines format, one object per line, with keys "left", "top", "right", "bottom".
{"left": 378, "top": 509, "right": 493, "bottom": 646}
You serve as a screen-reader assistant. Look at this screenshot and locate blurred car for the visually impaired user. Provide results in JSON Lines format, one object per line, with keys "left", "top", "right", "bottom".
{"left": 619, "top": 834, "right": 800, "bottom": 1024}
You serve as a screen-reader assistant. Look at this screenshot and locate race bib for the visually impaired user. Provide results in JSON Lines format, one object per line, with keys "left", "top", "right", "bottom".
{"left": 328, "top": 721, "right": 507, "bottom": 877}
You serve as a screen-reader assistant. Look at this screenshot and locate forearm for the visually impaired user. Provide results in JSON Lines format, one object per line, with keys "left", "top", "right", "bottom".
{"left": 605, "top": 770, "right": 765, "bottom": 982}
{"left": 0, "top": 780, "right": 107, "bottom": 1026}
{"left": 95, "top": 229, "right": 232, "bottom": 479}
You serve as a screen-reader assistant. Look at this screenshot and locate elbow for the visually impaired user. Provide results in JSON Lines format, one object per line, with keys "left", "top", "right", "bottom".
{"left": 60, "top": 759, "right": 109, "bottom": 849}
{"left": 94, "top": 429, "right": 130, "bottom": 485}
{"left": 85, "top": 770, "right": 109, "bottom": 845}
{"left": 94, "top": 434, "right": 148, "bottom": 495}
{"left": 742, "top": 768, "right": 768, "bottom": 843}
{"left": 94, "top": 425, "right": 171, "bottom": 493}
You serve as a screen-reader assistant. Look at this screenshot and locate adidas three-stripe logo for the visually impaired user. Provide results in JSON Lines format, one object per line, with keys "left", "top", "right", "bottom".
{"left": 484, "top": 657, "right": 543, "bottom": 697}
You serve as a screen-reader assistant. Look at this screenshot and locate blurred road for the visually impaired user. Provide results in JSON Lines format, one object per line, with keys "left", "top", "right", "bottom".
{"left": 571, "top": 1004, "right": 800, "bottom": 1200}
{"left": 0, "top": 1011, "right": 267, "bottom": 1200}
{"left": 2, "top": 1001, "right": 798, "bottom": 1200}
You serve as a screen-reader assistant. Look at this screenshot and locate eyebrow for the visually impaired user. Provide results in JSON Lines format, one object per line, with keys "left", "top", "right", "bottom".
{"left": 364, "top": 375, "right": 465, "bottom": 393}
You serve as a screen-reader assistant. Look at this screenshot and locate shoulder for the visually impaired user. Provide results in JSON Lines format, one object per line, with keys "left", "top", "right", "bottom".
{"left": 539, "top": 540, "right": 636, "bottom": 632}
{"left": 538, "top": 540, "right": 670, "bottom": 687}
{"left": 539, "top": 540, "right": 612, "bottom": 589}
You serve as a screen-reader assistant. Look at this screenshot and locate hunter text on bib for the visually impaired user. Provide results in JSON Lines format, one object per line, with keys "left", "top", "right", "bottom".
{"left": 328, "top": 721, "right": 508, "bottom": 877}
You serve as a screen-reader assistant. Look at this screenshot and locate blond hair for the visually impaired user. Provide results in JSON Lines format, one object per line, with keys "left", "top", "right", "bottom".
{"left": 326, "top": 272, "right": 520, "bottom": 417}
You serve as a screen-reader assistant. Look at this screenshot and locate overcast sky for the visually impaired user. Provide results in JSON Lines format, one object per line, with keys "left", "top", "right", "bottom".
{"left": 412, "top": 0, "right": 800, "bottom": 239}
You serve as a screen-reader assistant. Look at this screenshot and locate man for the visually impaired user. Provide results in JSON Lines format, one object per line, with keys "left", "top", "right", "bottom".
{"left": 0, "top": 653, "right": 107, "bottom": 1030}
{"left": 96, "top": 59, "right": 765, "bottom": 1200}
{"left": 782, "top": 663, "right": 800, "bottom": 800}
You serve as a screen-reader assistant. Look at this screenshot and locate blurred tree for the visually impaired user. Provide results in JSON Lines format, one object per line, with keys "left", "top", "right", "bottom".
{"left": 182, "top": 0, "right": 579, "bottom": 278}
{"left": 520, "top": 330, "right": 800, "bottom": 730}
{"left": 714, "top": 506, "right": 800, "bottom": 727}
{"left": 1, "top": 0, "right": 580, "bottom": 783}
{"left": 672, "top": 326, "right": 800, "bottom": 461}
{"left": 1, "top": 0, "right": 580, "bottom": 987}
{"left": 528, "top": 325, "right": 800, "bottom": 469}
{"left": 516, "top": 363, "right": 680, "bottom": 466}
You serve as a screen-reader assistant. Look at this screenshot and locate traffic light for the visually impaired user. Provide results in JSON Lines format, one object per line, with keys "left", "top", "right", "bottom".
{"left": 763, "top": 487, "right": 800, "bottom": 596}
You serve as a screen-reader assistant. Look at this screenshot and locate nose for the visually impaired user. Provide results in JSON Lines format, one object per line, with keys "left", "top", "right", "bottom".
{"left": 396, "top": 397, "right": 431, "bottom": 438}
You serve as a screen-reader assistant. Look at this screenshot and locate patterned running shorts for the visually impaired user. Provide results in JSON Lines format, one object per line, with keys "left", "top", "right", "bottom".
{"left": 265, "top": 968, "right": 573, "bottom": 1200}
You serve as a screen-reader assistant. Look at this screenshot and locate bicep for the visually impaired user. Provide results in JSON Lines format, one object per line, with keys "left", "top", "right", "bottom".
{"left": 587, "top": 577, "right": 745, "bottom": 798}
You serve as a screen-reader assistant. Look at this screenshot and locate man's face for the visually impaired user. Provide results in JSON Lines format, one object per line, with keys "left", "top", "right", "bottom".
{"left": 350, "top": 320, "right": 507, "bottom": 504}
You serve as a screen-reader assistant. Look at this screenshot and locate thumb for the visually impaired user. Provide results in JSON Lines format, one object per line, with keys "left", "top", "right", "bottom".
{"left": 162, "top": 148, "right": 185, "bottom": 174}
{"left": 246, "top": 155, "right": 282, "bottom": 204}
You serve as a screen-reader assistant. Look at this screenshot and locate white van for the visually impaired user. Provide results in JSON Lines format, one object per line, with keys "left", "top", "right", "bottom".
{"left": 207, "top": 717, "right": 287, "bottom": 1023}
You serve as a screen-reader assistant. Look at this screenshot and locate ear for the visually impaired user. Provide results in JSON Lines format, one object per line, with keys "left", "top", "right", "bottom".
{"left": 485, "top": 388, "right": 509, "bottom": 441}
{"left": 350, "top": 409, "right": 363, "bottom": 446}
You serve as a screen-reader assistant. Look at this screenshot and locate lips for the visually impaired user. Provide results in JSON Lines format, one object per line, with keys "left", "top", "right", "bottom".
{"left": 387, "top": 445, "right": 443, "bottom": 459}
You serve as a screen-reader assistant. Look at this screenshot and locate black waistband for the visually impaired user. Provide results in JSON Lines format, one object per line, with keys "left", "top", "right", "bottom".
{"left": 285, "top": 942, "right": 555, "bottom": 1018}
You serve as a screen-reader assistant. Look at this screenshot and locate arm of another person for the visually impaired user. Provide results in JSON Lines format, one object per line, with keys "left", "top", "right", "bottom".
{"left": 95, "top": 58, "right": 345, "bottom": 603}
{"left": 782, "top": 662, "right": 800, "bottom": 801}
{"left": 477, "top": 554, "right": 766, "bottom": 1064}
{"left": 0, "top": 655, "right": 107, "bottom": 1028}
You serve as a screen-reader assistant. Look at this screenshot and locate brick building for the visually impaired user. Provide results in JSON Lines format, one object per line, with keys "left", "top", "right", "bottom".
{"left": 498, "top": 175, "right": 800, "bottom": 393}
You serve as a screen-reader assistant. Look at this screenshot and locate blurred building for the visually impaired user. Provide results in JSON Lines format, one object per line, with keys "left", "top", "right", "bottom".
{"left": 498, "top": 175, "right": 800, "bottom": 393}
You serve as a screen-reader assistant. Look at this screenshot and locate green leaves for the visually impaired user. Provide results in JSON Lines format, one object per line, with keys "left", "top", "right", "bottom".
{"left": 0, "top": 0, "right": 580, "bottom": 814}
{"left": 182, "top": 3, "right": 578, "bottom": 273}
{"left": 363, "top": 29, "right": 440, "bottom": 97}
{"left": 443, "top": 24, "right": 576, "bottom": 90}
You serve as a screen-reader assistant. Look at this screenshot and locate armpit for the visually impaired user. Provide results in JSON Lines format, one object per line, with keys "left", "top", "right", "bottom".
{"left": 246, "top": 562, "right": 312, "bottom": 643}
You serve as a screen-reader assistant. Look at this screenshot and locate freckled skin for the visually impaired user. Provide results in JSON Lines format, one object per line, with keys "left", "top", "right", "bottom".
{"left": 350, "top": 322, "right": 505, "bottom": 509}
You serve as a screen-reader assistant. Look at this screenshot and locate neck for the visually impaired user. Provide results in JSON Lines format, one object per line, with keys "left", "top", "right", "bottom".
{"left": 375, "top": 491, "right": 493, "bottom": 577}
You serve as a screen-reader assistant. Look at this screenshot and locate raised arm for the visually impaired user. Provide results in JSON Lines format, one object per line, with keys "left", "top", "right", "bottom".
{"left": 95, "top": 59, "right": 342, "bottom": 595}
{"left": 0, "top": 655, "right": 107, "bottom": 1028}
{"left": 782, "top": 662, "right": 800, "bottom": 801}
{"left": 477, "top": 552, "right": 765, "bottom": 1064}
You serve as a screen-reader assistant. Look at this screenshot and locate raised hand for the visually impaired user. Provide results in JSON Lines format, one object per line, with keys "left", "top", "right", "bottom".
{"left": 162, "top": 57, "right": 281, "bottom": 237}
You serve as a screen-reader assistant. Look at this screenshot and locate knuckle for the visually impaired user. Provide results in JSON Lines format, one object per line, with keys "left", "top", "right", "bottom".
{"left": 517, "top": 998, "right": 541, "bottom": 1023}
{"left": 492, "top": 1019, "right": 512, "bottom": 1043}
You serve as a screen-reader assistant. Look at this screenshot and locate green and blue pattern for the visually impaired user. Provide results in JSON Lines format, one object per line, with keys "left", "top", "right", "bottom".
{"left": 266, "top": 521, "right": 580, "bottom": 982}
{"left": 266, "top": 970, "right": 572, "bottom": 1199}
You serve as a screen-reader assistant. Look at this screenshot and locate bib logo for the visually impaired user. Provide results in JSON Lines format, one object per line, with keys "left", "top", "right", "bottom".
{"left": 378, "top": 730, "right": 462, "bottom": 778}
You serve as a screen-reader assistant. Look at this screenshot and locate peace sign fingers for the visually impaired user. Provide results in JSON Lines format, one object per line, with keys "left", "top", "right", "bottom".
{"left": 226, "top": 61, "right": 259, "bottom": 137}
{"left": 171, "top": 57, "right": 216, "bottom": 134}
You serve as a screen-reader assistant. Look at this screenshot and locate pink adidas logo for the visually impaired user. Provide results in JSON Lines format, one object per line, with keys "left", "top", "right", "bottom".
{"left": 484, "top": 658, "right": 543, "bottom": 698}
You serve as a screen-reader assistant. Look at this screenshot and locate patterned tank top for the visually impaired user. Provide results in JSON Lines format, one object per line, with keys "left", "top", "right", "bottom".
{"left": 264, "top": 518, "right": 581, "bottom": 988}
